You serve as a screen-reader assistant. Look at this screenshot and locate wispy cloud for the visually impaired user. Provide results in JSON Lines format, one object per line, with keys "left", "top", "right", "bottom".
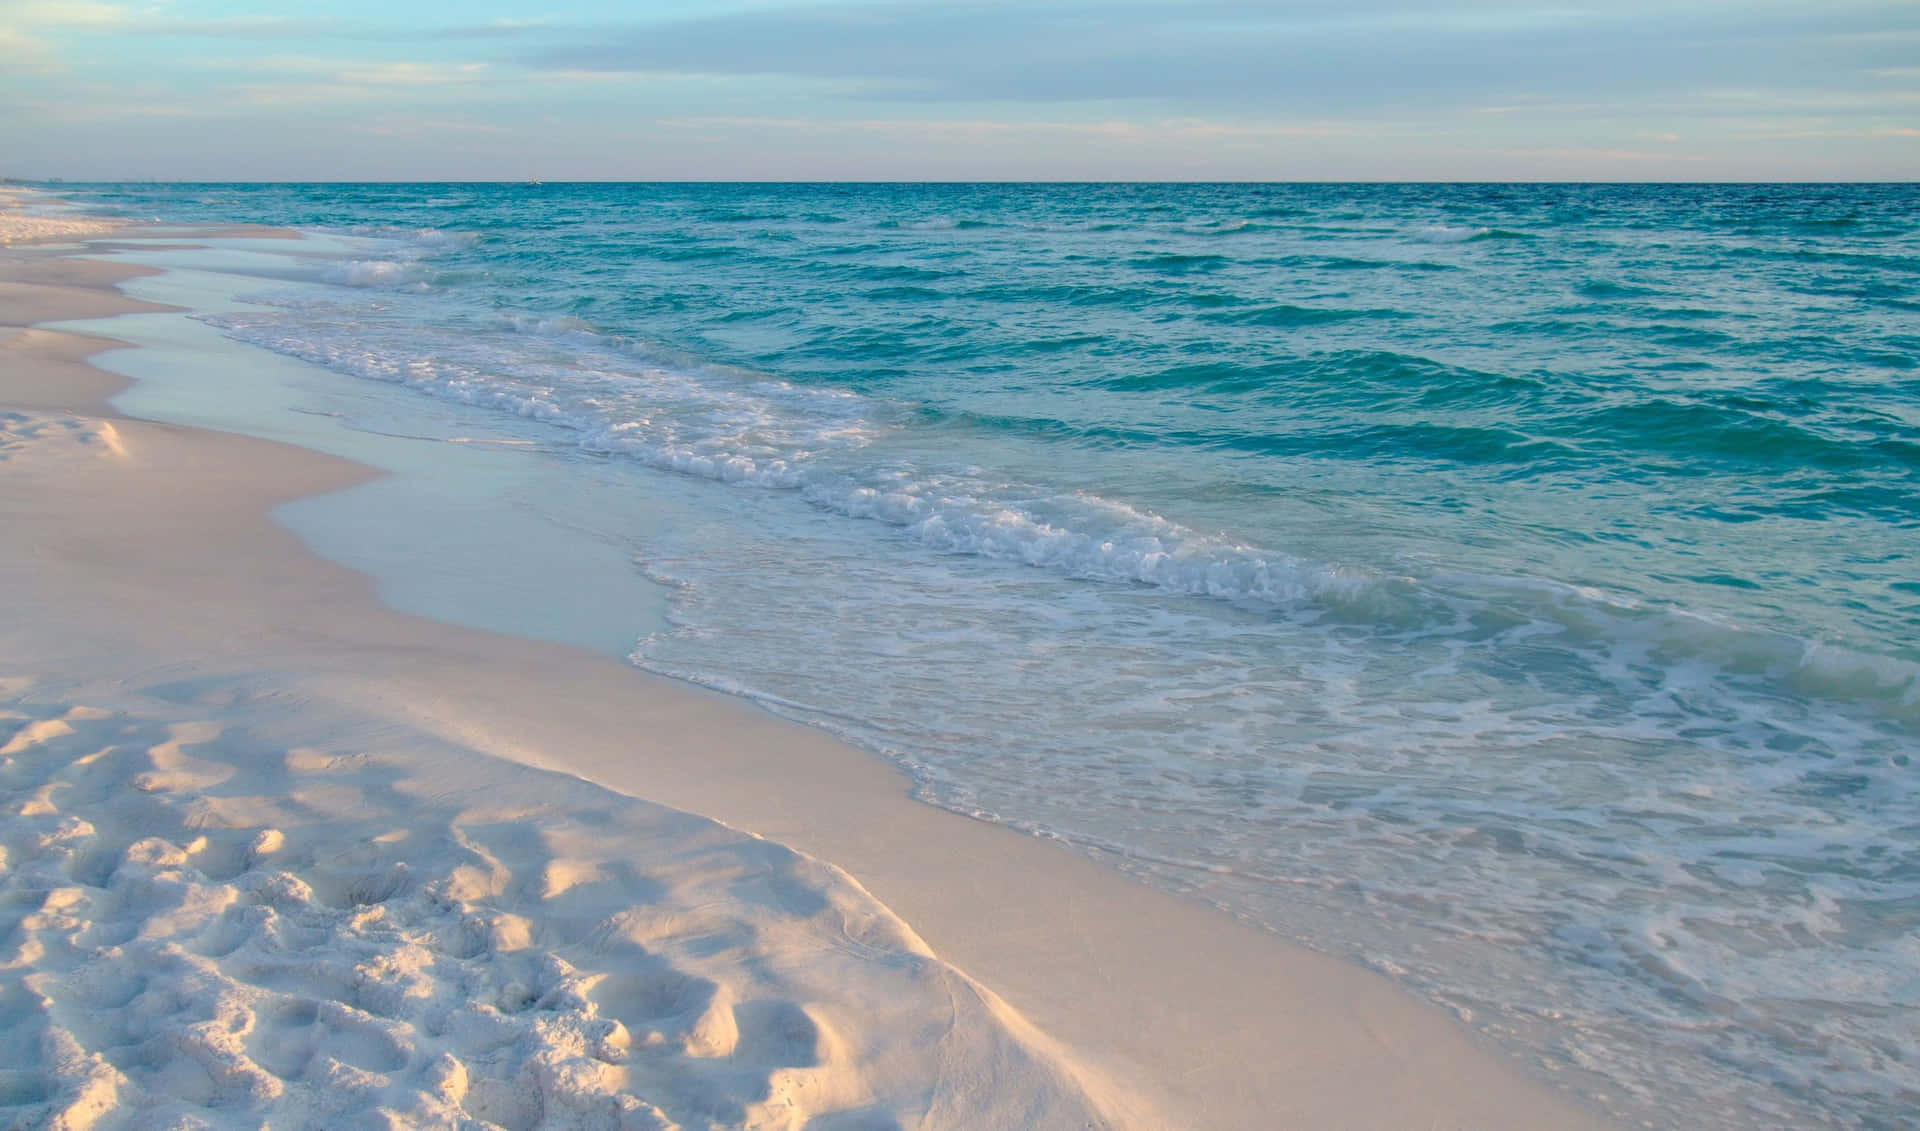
{"left": 130, "top": 17, "right": 550, "bottom": 40}
{"left": 1512, "top": 145, "right": 1712, "bottom": 164}
{"left": 361, "top": 114, "right": 506, "bottom": 137}
{"left": 212, "top": 60, "right": 496, "bottom": 108}
{"left": 656, "top": 114, "right": 1364, "bottom": 142}
{"left": 0, "top": 0, "right": 127, "bottom": 60}
{"left": 0, "top": 0, "right": 133, "bottom": 27}
{"left": 518, "top": 0, "right": 1920, "bottom": 113}
{"left": 5, "top": 8, "right": 559, "bottom": 41}
{"left": 0, "top": 26, "right": 57, "bottom": 70}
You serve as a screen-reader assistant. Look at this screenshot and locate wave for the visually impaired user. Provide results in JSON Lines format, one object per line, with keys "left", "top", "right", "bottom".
{"left": 825, "top": 481, "right": 1370, "bottom": 605}
{"left": 1726, "top": 246, "right": 1920, "bottom": 275}
{"left": 319, "top": 259, "right": 431, "bottom": 289}
{"left": 875, "top": 216, "right": 996, "bottom": 231}
{"left": 201, "top": 303, "right": 1918, "bottom": 727}
{"left": 1133, "top": 252, "right": 1231, "bottom": 273}
{"left": 697, "top": 208, "right": 789, "bottom": 223}
{"left": 1198, "top": 303, "right": 1409, "bottom": 328}
{"left": 1280, "top": 254, "right": 1461, "bottom": 273}
{"left": 492, "top": 312, "right": 601, "bottom": 338}
{"left": 1415, "top": 224, "right": 1488, "bottom": 243}
{"left": 1574, "top": 397, "right": 1920, "bottom": 473}
{"left": 636, "top": 243, "right": 743, "bottom": 263}
{"left": 1576, "top": 279, "right": 1666, "bottom": 300}
{"left": 837, "top": 263, "right": 956, "bottom": 284}
{"left": 1413, "top": 225, "right": 1532, "bottom": 243}
{"left": 200, "top": 307, "right": 1381, "bottom": 611}
{"left": 1101, "top": 351, "right": 1542, "bottom": 412}
{"left": 1184, "top": 220, "right": 1283, "bottom": 237}
{"left": 860, "top": 285, "right": 947, "bottom": 302}
{"left": 1432, "top": 569, "right": 1920, "bottom": 718}
{"left": 308, "top": 227, "right": 480, "bottom": 291}
{"left": 342, "top": 225, "right": 478, "bottom": 252}
{"left": 960, "top": 281, "right": 1162, "bottom": 307}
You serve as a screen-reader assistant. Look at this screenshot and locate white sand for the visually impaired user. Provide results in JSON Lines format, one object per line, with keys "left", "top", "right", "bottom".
{"left": 0, "top": 188, "right": 125, "bottom": 246}
{"left": 0, "top": 677, "right": 1130, "bottom": 1130}
{"left": 0, "top": 222, "right": 1623, "bottom": 1130}
{"left": 0, "top": 324, "right": 1139, "bottom": 1126}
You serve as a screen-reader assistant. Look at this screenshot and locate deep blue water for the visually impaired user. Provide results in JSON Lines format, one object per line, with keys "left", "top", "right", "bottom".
{"left": 66, "top": 182, "right": 1920, "bottom": 1128}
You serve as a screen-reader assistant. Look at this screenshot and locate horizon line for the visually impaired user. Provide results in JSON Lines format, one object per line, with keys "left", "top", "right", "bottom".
{"left": 10, "top": 177, "right": 1917, "bottom": 187}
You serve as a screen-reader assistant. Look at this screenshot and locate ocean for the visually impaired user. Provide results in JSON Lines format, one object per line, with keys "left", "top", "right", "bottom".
{"left": 63, "top": 182, "right": 1920, "bottom": 1128}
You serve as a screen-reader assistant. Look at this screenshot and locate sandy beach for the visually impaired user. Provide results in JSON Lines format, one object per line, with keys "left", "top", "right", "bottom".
{"left": 0, "top": 202, "right": 1621, "bottom": 1129}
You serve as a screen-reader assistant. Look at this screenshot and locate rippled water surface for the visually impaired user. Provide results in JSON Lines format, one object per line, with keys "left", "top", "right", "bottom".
{"left": 70, "top": 182, "right": 1920, "bottom": 1128}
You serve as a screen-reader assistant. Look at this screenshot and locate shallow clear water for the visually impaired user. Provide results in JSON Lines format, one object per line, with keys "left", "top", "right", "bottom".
{"left": 67, "top": 182, "right": 1920, "bottom": 1128}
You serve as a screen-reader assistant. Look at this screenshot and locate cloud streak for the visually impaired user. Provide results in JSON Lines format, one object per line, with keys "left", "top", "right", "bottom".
{"left": 520, "top": 0, "right": 1920, "bottom": 114}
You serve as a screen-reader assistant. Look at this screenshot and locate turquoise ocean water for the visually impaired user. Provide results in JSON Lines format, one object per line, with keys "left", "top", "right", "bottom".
{"left": 65, "top": 183, "right": 1920, "bottom": 1127}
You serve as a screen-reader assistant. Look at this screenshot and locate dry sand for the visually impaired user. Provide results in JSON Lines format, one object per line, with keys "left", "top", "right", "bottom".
{"left": 0, "top": 213, "right": 1622, "bottom": 1129}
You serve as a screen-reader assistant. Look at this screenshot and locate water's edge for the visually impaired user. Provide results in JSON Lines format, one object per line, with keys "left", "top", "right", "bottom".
{"left": 46, "top": 182, "right": 1920, "bottom": 1130}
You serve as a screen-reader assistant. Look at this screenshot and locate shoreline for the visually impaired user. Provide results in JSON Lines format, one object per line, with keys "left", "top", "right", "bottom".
{"left": 1, "top": 218, "right": 1619, "bottom": 1128}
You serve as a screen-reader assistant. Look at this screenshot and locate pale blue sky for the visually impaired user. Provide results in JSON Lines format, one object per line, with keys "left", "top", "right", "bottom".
{"left": 2, "top": 0, "right": 1915, "bottom": 180}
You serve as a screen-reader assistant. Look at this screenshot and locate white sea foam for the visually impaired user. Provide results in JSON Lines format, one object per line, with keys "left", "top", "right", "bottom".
{"left": 507, "top": 314, "right": 598, "bottom": 337}
{"left": 203, "top": 304, "right": 1384, "bottom": 609}
{"left": 629, "top": 509, "right": 1920, "bottom": 1129}
{"left": 320, "top": 259, "right": 430, "bottom": 289}
{"left": 1414, "top": 224, "right": 1491, "bottom": 243}
{"left": 199, "top": 295, "right": 1918, "bottom": 723}
{"left": 305, "top": 228, "right": 477, "bottom": 290}
{"left": 343, "top": 225, "right": 478, "bottom": 252}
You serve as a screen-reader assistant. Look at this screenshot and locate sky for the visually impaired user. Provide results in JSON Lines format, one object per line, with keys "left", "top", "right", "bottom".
{"left": 2, "top": 0, "right": 1916, "bottom": 181}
